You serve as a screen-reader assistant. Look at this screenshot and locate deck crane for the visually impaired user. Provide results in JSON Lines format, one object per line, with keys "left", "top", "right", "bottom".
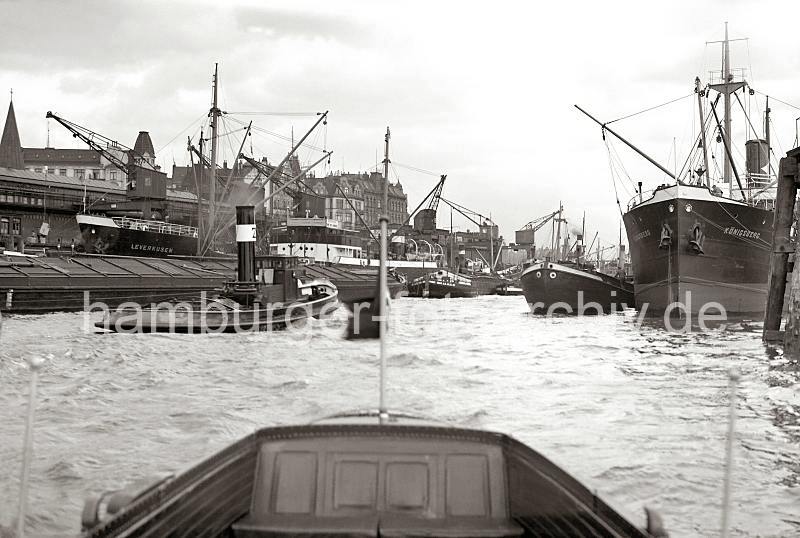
{"left": 239, "top": 154, "right": 304, "bottom": 198}
{"left": 239, "top": 153, "right": 329, "bottom": 221}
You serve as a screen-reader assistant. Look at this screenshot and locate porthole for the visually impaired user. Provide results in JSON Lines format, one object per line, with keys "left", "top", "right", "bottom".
{"left": 549, "top": 272, "right": 557, "bottom": 279}
{"left": 668, "top": 204, "right": 674, "bottom": 213}
{"left": 535, "top": 271, "right": 541, "bottom": 278}
{"left": 685, "top": 204, "right": 692, "bottom": 212}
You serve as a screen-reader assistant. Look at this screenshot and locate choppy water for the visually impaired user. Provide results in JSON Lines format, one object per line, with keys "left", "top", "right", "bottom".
{"left": 1, "top": 297, "right": 799, "bottom": 537}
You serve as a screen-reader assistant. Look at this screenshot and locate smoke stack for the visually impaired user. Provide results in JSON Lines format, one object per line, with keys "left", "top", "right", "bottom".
{"left": 236, "top": 206, "right": 256, "bottom": 282}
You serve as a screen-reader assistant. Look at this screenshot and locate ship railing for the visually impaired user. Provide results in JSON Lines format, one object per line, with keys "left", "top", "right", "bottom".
{"left": 112, "top": 217, "right": 199, "bottom": 237}
{"left": 627, "top": 188, "right": 658, "bottom": 211}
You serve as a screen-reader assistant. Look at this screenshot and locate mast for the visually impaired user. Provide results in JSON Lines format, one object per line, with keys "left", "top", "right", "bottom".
{"left": 765, "top": 96, "right": 771, "bottom": 180}
{"left": 580, "top": 212, "right": 586, "bottom": 264}
{"left": 450, "top": 206, "right": 455, "bottom": 270}
{"left": 696, "top": 77, "right": 711, "bottom": 186}
{"left": 488, "top": 212, "right": 494, "bottom": 273}
{"left": 554, "top": 203, "right": 562, "bottom": 262}
{"left": 723, "top": 24, "right": 732, "bottom": 193}
{"left": 379, "top": 126, "right": 390, "bottom": 420}
{"left": 208, "top": 63, "right": 220, "bottom": 246}
{"left": 708, "top": 24, "right": 746, "bottom": 196}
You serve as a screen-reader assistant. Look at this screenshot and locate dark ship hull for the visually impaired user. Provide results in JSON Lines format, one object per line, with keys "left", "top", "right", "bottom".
{"left": 78, "top": 215, "right": 198, "bottom": 257}
{"left": 520, "top": 261, "right": 634, "bottom": 314}
{"left": 623, "top": 184, "right": 772, "bottom": 314}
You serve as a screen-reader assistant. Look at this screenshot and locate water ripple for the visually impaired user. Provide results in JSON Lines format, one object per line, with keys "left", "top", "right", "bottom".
{"left": 0, "top": 299, "right": 798, "bottom": 536}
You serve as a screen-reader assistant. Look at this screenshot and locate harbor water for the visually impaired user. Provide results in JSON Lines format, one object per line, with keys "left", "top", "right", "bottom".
{"left": 1, "top": 296, "right": 798, "bottom": 537}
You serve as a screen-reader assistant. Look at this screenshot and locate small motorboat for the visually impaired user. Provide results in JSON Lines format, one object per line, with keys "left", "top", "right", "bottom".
{"left": 407, "top": 269, "right": 478, "bottom": 298}
{"left": 496, "top": 283, "right": 524, "bottom": 296}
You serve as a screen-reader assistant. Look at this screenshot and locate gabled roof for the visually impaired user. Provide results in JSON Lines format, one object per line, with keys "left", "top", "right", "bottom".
{"left": 0, "top": 100, "right": 24, "bottom": 169}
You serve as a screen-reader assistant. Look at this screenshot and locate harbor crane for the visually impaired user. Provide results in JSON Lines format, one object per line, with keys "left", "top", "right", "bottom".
{"left": 438, "top": 196, "right": 501, "bottom": 271}
{"left": 46, "top": 111, "right": 170, "bottom": 220}
{"left": 515, "top": 208, "right": 561, "bottom": 259}
{"left": 45, "top": 111, "right": 161, "bottom": 181}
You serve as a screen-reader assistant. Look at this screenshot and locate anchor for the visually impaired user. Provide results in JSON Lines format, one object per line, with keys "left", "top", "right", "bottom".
{"left": 659, "top": 222, "right": 673, "bottom": 249}
{"left": 687, "top": 222, "right": 705, "bottom": 254}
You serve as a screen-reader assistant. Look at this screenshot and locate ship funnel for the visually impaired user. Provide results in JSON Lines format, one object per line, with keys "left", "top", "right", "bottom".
{"left": 745, "top": 139, "right": 768, "bottom": 174}
{"left": 236, "top": 206, "right": 256, "bottom": 282}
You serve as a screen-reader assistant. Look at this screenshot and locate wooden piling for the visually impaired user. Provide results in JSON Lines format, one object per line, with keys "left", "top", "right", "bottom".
{"left": 782, "top": 149, "right": 800, "bottom": 351}
{"left": 763, "top": 156, "right": 798, "bottom": 342}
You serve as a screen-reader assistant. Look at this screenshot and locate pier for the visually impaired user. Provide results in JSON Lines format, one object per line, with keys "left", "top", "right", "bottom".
{"left": 763, "top": 147, "right": 800, "bottom": 347}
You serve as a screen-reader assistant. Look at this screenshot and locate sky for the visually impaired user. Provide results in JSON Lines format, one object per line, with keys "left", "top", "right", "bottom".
{"left": 2, "top": 0, "right": 799, "bottom": 246}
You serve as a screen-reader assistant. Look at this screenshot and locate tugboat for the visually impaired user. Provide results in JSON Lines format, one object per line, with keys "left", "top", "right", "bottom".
{"left": 520, "top": 208, "right": 634, "bottom": 314}
{"left": 76, "top": 180, "right": 668, "bottom": 538}
{"left": 407, "top": 269, "right": 478, "bottom": 298}
{"left": 96, "top": 206, "right": 338, "bottom": 332}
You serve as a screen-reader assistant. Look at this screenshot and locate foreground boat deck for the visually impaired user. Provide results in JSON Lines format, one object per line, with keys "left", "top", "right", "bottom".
{"left": 82, "top": 423, "right": 651, "bottom": 537}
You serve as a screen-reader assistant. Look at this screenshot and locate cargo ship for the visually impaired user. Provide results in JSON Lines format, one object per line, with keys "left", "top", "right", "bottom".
{"left": 77, "top": 214, "right": 198, "bottom": 256}
{"left": 520, "top": 207, "right": 634, "bottom": 313}
{"left": 578, "top": 25, "right": 775, "bottom": 314}
{"left": 521, "top": 259, "right": 634, "bottom": 314}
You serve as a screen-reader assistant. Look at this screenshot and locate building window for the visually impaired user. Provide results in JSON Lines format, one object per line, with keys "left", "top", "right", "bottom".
{"left": 110, "top": 171, "right": 117, "bottom": 181}
{"left": 75, "top": 169, "right": 85, "bottom": 179}
{"left": 34, "top": 168, "right": 42, "bottom": 173}
{"left": 11, "top": 217, "right": 21, "bottom": 235}
{"left": 47, "top": 168, "right": 55, "bottom": 174}
{"left": 59, "top": 169, "right": 67, "bottom": 175}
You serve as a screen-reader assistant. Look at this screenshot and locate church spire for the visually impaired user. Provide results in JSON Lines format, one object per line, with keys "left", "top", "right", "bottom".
{"left": 0, "top": 97, "right": 24, "bottom": 169}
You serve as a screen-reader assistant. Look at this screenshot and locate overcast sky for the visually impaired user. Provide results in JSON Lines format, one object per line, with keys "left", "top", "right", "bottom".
{"left": 2, "top": 0, "right": 799, "bottom": 245}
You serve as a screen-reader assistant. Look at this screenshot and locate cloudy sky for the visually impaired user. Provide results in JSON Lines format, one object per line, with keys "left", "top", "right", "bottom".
{"left": 2, "top": 0, "right": 799, "bottom": 245}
